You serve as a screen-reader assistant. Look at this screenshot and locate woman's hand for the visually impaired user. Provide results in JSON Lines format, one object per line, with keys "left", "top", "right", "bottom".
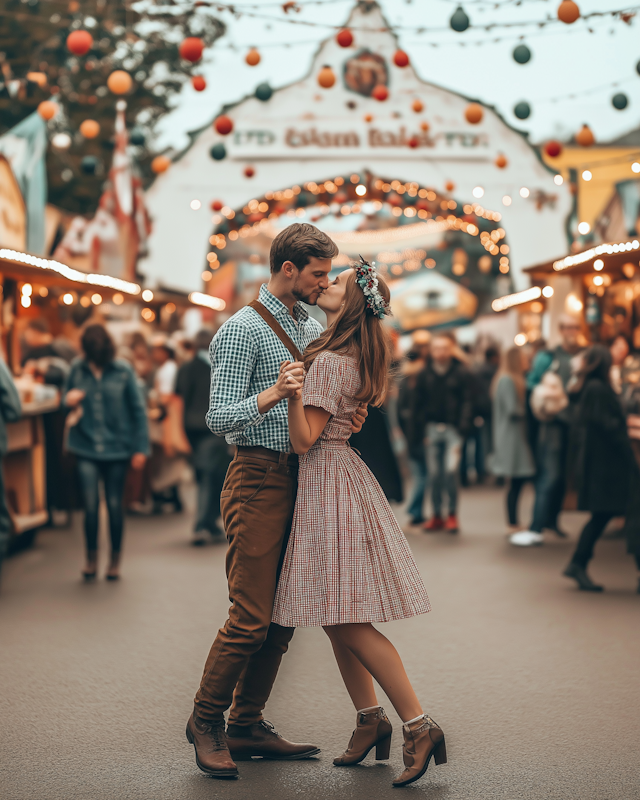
{"left": 65, "top": 388, "right": 86, "bottom": 407}
{"left": 350, "top": 403, "right": 368, "bottom": 433}
{"left": 131, "top": 453, "right": 147, "bottom": 470}
{"left": 283, "top": 362, "right": 304, "bottom": 401}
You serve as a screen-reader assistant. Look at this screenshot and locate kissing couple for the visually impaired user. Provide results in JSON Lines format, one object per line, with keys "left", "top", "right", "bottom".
{"left": 185, "top": 223, "right": 446, "bottom": 788}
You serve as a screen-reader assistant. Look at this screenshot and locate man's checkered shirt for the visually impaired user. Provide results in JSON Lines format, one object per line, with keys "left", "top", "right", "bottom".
{"left": 205, "top": 284, "right": 324, "bottom": 453}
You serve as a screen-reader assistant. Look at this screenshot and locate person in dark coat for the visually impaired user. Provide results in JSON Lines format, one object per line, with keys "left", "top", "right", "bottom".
{"left": 563, "top": 345, "right": 640, "bottom": 592}
{"left": 176, "top": 329, "right": 232, "bottom": 544}
{"left": 0, "top": 357, "right": 22, "bottom": 583}
{"left": 397, "top": 347, "right": 429, "bottom": 524}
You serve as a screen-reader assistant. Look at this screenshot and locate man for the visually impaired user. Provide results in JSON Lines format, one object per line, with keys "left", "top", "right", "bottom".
{"left": 186, "top": 223, "right": 366, "bottom": 779}
{"left": 176, "top": 329, "right": 231, "bottom": 544}
{"left": 511, "top": 315, "right": 583, "bottom": 547}
{"left": 416, "top": 331, "right": 472, "bottom": 534}
{"left": 0, "top": 355, "right": 21, "bottom": 584}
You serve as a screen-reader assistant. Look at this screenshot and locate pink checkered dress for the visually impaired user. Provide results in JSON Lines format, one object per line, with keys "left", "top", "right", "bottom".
{"left": 272, "top": 351, "right": 430, "bottom": 627}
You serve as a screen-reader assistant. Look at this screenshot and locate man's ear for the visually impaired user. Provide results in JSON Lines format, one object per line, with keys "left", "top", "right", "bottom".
{"left": 280, "top": 260, "right": 296, "bottom": 279}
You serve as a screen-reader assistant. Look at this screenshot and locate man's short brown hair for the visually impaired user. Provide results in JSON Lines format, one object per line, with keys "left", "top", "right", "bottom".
{"left": 269, "top": 223, "right": 339, "bottom": 273}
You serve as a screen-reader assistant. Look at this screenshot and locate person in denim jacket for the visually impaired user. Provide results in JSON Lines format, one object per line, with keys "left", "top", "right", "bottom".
{"left": 64, "top": 325, "right": 149, "bottom": 581}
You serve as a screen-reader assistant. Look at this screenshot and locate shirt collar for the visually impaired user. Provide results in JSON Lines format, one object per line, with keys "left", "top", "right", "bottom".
{"left": 259, "top": 284, "right": 309, "bottom": 324}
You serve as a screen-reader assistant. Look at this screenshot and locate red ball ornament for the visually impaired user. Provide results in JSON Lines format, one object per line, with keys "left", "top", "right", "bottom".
{"left": 179, "top": 37, "right": 204, "bottom": 63}
{"left": 393, "top": 50, "right": 410, "bottom": 68}
{"left": 244, "top": 166, "right": 255, "bottom": 178}
{"left": 336, "top": 29, "right": 353, "bottom": 48}
{"left": 211, "top": 200, "right": 223, "bottom": 212}
{"left": 372, "top": 84, "right": 389, "bottom": 102}
{"left": 192, "top": 75, "right": 206, "bottom": 92}
{"left": 544, "top": 140, "right": 563, "bottom": 158}
{"left": 214, "top": 115, "right": 233, "bottom": 136}
{"left": 67, "top": 30, "right": 93, "bottom": 56}
{"left": 408, "top": 136, "right": 419, "bottom": 149}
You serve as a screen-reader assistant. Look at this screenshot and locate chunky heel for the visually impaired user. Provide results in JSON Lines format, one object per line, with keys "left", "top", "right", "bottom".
{"left": 185, "top": 723, "right": 194, "bottom": 744}
{"left": 433, "top": 738, "right": 447, "bottom": 765}
{"left": 375, "top": 734, "right": 392, "bottom": 760}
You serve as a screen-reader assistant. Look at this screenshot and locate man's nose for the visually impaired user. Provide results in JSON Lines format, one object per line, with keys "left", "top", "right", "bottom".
{"left": 319, "top": 276, "right": 330, "bottom": 289}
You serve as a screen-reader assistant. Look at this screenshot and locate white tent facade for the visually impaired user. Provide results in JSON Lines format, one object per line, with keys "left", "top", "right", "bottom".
{"left": 140, "top": 2, "right": 571, "bottom": 295}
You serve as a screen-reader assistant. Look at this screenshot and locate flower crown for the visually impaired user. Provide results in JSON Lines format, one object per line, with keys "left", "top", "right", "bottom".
{"left": 354, "top": 255, "right": 392, "bottom": 319}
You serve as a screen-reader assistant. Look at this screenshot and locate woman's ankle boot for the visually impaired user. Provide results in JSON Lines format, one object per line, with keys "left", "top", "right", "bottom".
{"left": 333, "top": 706, "right": 392, "bottom": 766}
{"left": 392, "top": 715, "right": 446, "bottom": 787}
{"left": 82, "top": 551, "right": 98, "bottom": 581}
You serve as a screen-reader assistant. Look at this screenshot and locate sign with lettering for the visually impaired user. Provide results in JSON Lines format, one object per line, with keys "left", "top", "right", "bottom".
{"left": 0, "top": 155, "right": 26, "bottom": 251}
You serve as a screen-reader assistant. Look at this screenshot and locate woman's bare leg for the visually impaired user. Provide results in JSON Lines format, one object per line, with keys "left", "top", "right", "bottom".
{"left": 324, "top": 627, "right": 379, "bottom": 710}
{"left": 326, "top": 623, "right": 423, "bottom": 722}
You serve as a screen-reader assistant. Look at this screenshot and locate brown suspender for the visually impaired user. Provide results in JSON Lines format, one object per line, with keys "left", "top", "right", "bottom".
{"left": 248, "top": 299, "right": 304, "bottom": 362}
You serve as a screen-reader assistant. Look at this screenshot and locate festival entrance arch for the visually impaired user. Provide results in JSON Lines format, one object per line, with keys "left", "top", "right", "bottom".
{"left": 141, "top": 1, "right": 571, "bottom": 323}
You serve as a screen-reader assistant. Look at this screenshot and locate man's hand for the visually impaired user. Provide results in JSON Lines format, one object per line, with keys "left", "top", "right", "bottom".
{"left": 275, "top": 360, "right": 305, "bottom": 400}
{"left": 131, "top": 453, "right": 147, "bottom": 470}
{"left": 65, "top": 388, "right": 86, "bottom": 407}
{"left": 283, "top": 363, "right": 304, "bottom": 401}
{"left": 350, "top": 403, "right": 368, "bottom": 433}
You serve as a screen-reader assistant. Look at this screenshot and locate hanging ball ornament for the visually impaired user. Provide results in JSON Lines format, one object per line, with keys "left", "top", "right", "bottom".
{"left": 79, "top": 119, "right": 100, "bottom": 139}
{"left": 81, "top": 155, "right": 99, "bottom": 175}
{"left": 408, "top": 136, "right": 419, "bottom": 149}
{"left": 557, "top": 0, "right": 580, "bottom": 24}
{"left": 255, "top": 82, "right": 273, "bottom": 102}
{"left": 393, "top": 50, "right": 410, "bottom": 68}
{"left": 420, "top": 121, "right": 430, "bottom": 132}
{"left": 67, "top": 30, "right": 93, "bottom": 56}
{"left": 612, "top": 93, "right": 628, "bottom": 110}
{"left": 513, "top": 44, "right": 531, "bottom": 64}
{"left": 465, "top": 102, "right": 483, "bottom": 124}
{"left": 317, "top": 65, "right": 336, "bottom": 89}
{"left": 336, "top": 29, "right": 353, "bottom": 48}
{"left": 544, "top": 140, "right": 563, "bottom": 158}
{"left": 107, "top": 70, "right": 132, "bottom": 95}
{"left": 151, "top": 155, "right": 171, "bottom": 174}
{"left": 450, "top": 5, "right": 470, "bottom": 32}
{"left": 192, "top": 75, "right": 206, "bottom": 92}
{"left": 37, "top": 100, "right": 58, "bottom": 121}
{"left": 245, "top": 48, "right": 261, "bottom": 66}
{"left": 575, "top": 124, "right": 595, "bottom": 147}
{"left": 130, "top": 128, "right": 146, "bottom": 146}
{"left": 209, "top": 143, "right": 227, "bottom": 161}
{"left": 364, "top": 113, "right": 373, "bottom": 123}
{"left": 637, "top": 59, "right": 640, "bottom": 76}
{"left": 514, "top": 101, "right": 531, "bottom": 119}
{"left": 179, "top": 37, "right": 204, "bottom": 63}
{"left": 211, "top": 200, "right": 224, "bottom": 212}
{"left": 372, "top": 84, "right": 389, "bottom": 102}
{"left": 412, "top": 99, "right": 424, "bottom": 113}
{"left": 495, "top": 153, "right": 508, "bottom": 169}
{"left": 214, "top": 115, "right": 233, "bottom": 135}
{"left": 445, "top": 180, "right": 456, "bottom": 192}
{"left": 244, "top": 166, "right": 255, "bottom": 178}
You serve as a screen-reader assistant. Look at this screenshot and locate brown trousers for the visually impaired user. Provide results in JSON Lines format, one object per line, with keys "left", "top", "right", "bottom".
{"left": 193, "top": 448, "right": 298, "bottom": 726}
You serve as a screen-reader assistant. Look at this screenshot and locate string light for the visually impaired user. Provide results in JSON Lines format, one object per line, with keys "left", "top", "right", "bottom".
{"left": 492, "top": 286, "right": 542, "bottom": 312}
{"left": 582, "top": 170, "right": 593, "bottom": 181}
{"left": 632, "top": 162, "right": 640, "bottom": 174}
{"left": 502, "top": 195, "right": 512, "bottom": 206}
{"left": 142, "top": 289, "right": 154, "bottom": 301}
{"left": 577, "top": 222, "right": 590, "bottom": 235}
{"left": 594, "top": 259, "right": 604, "bottom": 271}
{"left": 542, "top": 286, "right": 554, "bottom": 297}
{"left": 553, "top": 239, "right": 640, "bottom": 270}
{"left": 189, "top": 292, "right": 226, "bottom": 311}
{"left": 190, "top": 199, "right": 202, "bottom": 210}
{"left": 519, "top": 187, "right": 530, "bottom": 198}
{"left": 554, "top": 175, "right": 564, "bottom": 185}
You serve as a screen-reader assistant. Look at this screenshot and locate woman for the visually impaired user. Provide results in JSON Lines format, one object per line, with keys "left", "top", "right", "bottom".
{"left": 563, "top": 345, "right": 639, "bottom": 591}
{"left": 491, "top": 347, "right": 535, "bottom": 532}
{"left": 65, "top": 325, "right": 150, "bottom": 581}
{"left": 273, "top": 260, "right": 444, "bottom": 789}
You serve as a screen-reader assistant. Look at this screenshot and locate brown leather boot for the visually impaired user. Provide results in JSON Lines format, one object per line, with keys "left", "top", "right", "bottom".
{"left": 186, "top": 713, "right": 239, "bottom": 778}
{"left": 333, "top": 706, "right": 392, "bottom": 766}
{"left": 392, "top": 715, "right": 447, "bottom": 787}
{"left": 226, "top": 720, "right": 320, "bottom": 760}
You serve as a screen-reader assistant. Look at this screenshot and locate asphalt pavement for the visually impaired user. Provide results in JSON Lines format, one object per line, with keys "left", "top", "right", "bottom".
{"left": 1, "top": 483, "right": 639, "bottom": 800}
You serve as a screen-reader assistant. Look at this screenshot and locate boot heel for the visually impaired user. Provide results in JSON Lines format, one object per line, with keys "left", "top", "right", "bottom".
{"left": 375, "top": 735, "right": 392, "bottom": 760}
{"left": 433, "top": 738, "right": 447, "bottom": 765}
{"left": 185, "top": 724, "right": 194, "bottom": 745}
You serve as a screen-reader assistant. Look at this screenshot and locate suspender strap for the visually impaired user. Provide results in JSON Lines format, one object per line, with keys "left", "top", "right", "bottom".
{"left": 248, "top": 299, "right": 304, "bottom": 362}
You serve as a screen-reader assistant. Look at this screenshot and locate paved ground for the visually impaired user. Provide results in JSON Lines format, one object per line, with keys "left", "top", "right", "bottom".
{"left": 1, "top": 482, "right": 639, "bottom": 800}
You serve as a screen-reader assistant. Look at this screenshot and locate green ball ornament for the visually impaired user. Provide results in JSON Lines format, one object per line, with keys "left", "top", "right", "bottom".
{"left": 81, "top": 155, "right": 99, "bottom": 175}
{"left": 514, "top": 101, "right": 531, "bottom": 120}
{"left": 255, "top": 83, "right": 273, "bottom": 102}
{"left": 612, "top": 93, "right": 628, "bottom": 110}
{"left": 209, "top": 143, "right": 227, "bottom": 161}
{"left": 450, "top": 6, "right": 470, "bottom": 32}
{"left": 513, "top": 44, "right": 531, "bottom": 64}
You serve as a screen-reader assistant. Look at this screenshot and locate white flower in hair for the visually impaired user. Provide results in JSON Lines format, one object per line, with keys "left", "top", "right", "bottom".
{"left": 354, "top": 255, "right": 391, "bottom": 319}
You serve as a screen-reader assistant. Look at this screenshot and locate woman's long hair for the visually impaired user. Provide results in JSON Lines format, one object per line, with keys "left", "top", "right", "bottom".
{"left": 81, "top": 324, "right": 115, "bottom": 368}
{"left": 304, "top": 269, "right": 393, "bottom": 406}
{"left": 491, "top": 346, "right": 525, "bottom": 401}
{"left": 579, "top": 344, "right": 612, "bottom": 387}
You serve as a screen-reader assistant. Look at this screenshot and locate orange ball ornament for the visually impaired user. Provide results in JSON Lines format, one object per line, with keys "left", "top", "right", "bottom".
{"left": 80, "top": 119, "right": 100, "bottom": 139}
{"left": 107, "top": 70, "right": 132, "bottom": 95}
{"left": 557, "top": 0, "right": 580, "bottom": 24}
{"left": 420, "top": 121, "right": 430, "bottom": 132}
{"left": 179, "top": 37, "right": 204, "bottom": 63}
{"left": 244, "top": 166, "right": 255, "bottom": 178}
{"left": 245, "top": 48, "right": 261, "bottom": 66}
{"left": 192, "top": 75, "right": 206, "bottom": 92}
{"left": 495, "top": 153, "right": 508, "bottom": 169}
{"left": 317, "top": 65, "right": 336, "bottom": 89}
{"left": 37, "top": 100, "right": 58, "bottom": 121}
{"left": 214, "top": 115, "right": 233, "bottom": 136}
{"left": 465, "top": 102, "right": 483, "bottom": 124}
{"left": 445, "top": 181, "right": 455, "bottom": 193}
{"left": 372, "top": 84, "right": 389, "bottom": 102}
{"left": 336, "top": 29, "right": 353, "bottom": 48}
{"left": 151, "top": 155, "right": 171, "bottom": 174}
{"left": 575, "top": 124, "right": 594, "bottom": 147}
{"left": 393, "top": 50, "right": 410, "bottom": 68}
{"left": 412, "top": 99, "right": 424, "bottom": 113}
{"left": 67, "top": 30, "right": 93, "bottom": 56}
{"left": 364, "top": 114, "right": 373, "bottom": 123}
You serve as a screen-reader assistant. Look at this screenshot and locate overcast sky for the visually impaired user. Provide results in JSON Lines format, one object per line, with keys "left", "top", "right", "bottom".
{"left": 155, "top": 0, "right": 640, "bottom": 151}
